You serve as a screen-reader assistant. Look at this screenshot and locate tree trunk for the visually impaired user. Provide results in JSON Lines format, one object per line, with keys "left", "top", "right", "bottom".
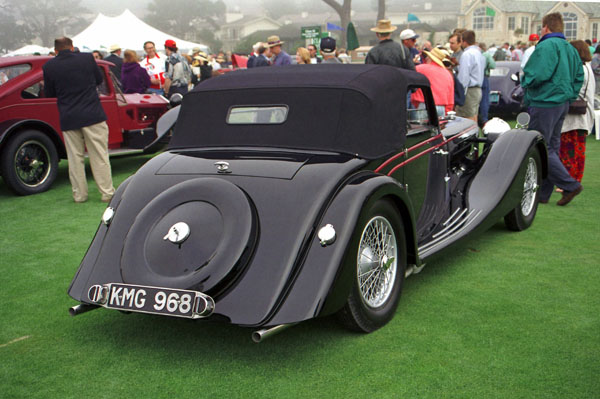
{"left": 377, "top": 0, "right": 385, "bottom": 22}
{"left": 322, "top": 0, "right": 351, "bottom": 49}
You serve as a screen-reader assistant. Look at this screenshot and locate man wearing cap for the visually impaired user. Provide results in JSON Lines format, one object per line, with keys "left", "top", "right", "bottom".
{"left": 522, "top": 12, "right": 584, "bottom": 206}
{"left": 266, "top": 35, "right": 292, "bottom": 66}
{"left": 105, "top": 44, "right": 123, "bottom": 82}
{"left": 520, "top": 34, "right": 539, "bottom": 72}
{"left": 43, "top": 37, "right": 115, "bottom": 203}
{"left": 365, "top": 20, "right": 415, "bottom": 71}
{"left": 399, "top": 29, "right": 420, "bottom": 63}
{"left": 411, "top": 47, "right": 454, "bottom": 115}
{"left": 163, "top": 39, "right": 191, "bottom": 97}
{"left": 320, "top": 37, "right": 342, "bottom": 64}
{"left": 455, "top": 30, "right": 485, "bottom": 122}
{"left": 140, "top": 41, "right": 166, "bottom": 95}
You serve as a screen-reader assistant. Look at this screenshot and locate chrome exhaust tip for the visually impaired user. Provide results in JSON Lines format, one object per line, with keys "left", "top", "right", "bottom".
{"left": 69, "top": 303, "right": 99, "bottom": 316}
{"left": 251, "top": 323, "right": 294, "bottom": 343}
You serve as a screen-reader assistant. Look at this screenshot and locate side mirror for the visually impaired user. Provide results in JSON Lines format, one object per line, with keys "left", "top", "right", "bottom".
{"left": 510, "top": 73, "right": 519, "bottom": 82}
{"left": 515, "top": 112, "right": 530, "bottom": 129}
{"left": 169, "top": 93, "right": 183, "bottom": 107}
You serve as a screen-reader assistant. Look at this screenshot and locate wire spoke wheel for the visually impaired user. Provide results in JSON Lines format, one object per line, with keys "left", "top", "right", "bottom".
{"left": 337, "top": 200, "right": 406, "bottom": 333}
{"left": 357, "top": 216, "right": 397, "bottom": 308}
{"left": 504, "top": 148, "right": 541, "bottom": 231}
{"left": 520, "top": 157, "right": 538, "bottom": 217}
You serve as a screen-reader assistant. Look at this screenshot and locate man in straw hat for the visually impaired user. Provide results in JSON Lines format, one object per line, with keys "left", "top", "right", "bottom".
{"left": 105, "top": 44, "right": 123, "bottom": 82}
{"left": 365, "top": 20, "right": 415, "bottom": 71}
{"left": 410, "top": 47, "right": 454, "bottom": 116}
{"left": 266, "top": 35, "right": 292, "bottom": 66}
{"left": 191, "top": 51, "right": 212, "bottom": 86}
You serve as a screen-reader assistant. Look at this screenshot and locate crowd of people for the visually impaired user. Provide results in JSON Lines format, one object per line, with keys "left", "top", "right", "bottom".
{"left": 358, "top": 15, "right": 594, "bottom": 206}
{"left": 42, "top": 11, "right": 597, "bottom": 205}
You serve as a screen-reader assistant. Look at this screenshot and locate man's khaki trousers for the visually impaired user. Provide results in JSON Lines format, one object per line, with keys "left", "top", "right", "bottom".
{"left": 63, "top": 121, "right": 115, "bottom": 202}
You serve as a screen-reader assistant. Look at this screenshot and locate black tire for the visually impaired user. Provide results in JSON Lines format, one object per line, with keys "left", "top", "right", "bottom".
{"left": 504, "top": 147, "right": 542, "bottom": 231}
{"left": 337, "top": 199, "right": 407, "bottom": 333}
{"left": 0, "top": 130, "right": 59, "bottom": 195}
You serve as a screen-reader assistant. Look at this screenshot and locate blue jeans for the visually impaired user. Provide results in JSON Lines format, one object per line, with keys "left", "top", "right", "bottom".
{"left": 479, "top": 76, "right": 490, "bottom": 123}
{"left": 528, "top": 103, "right": 581, "bottom": 200}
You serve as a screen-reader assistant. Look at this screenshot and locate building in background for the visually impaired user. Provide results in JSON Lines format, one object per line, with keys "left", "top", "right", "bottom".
{"left": 458, "top": 1, "right": 600, "bottom": 45}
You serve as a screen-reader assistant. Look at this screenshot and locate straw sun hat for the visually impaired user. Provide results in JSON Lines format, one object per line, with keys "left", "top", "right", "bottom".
{"left": 424, "top": 47, "right": 451, "bottom": 68}
{"left": 370, "top": 20, "right": 397, "bottom": 33}
{"left": 266, "top": 35, "right": 284, "bottom": 47}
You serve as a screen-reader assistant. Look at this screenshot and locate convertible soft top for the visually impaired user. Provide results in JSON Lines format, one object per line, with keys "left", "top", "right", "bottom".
{"left": 169, "top": 64, "right": 431, "bottom": 159}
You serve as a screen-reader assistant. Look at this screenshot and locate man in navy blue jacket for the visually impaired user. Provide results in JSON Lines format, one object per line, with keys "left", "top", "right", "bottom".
{"left": 43, "top": 36, "right": 115, "bottom": 203}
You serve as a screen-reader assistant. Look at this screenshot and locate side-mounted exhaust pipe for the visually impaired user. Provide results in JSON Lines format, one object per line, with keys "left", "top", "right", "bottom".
{"left": 69, "top": 303, "right": 99, "bottom": 316}
{"left": 251, "top": 323, "right": 295, "bottom": 343}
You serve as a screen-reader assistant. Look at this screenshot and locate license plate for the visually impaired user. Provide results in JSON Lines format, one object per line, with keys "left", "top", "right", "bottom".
{"left": 90, "top": 283, "right": 214, "bottom": 319}
{"left": 489, "top": 92, "right": 500, "bottom": 104}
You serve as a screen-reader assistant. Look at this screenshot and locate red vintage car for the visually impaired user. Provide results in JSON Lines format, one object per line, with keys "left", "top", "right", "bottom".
{"left": 0, "top": 55, "right": 170, "bottom": 195}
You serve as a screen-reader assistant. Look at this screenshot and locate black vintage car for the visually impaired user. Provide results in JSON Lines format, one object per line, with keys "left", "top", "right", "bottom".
{"left": 69, "top": 65, "right": 547, "bottom": 342}
{"left": 488, "top": 61, "right": 525, "bottom": 115}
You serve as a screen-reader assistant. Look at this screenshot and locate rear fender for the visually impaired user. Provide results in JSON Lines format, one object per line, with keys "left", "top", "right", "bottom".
{"left": 67, "top": 174, "right": 136, "bottom": 300}
{"left": 143, "top": 106, "right": 180, "bottom": 154}
{"left": 0, "top": 119, "right": 66, "bottom": 158}
{"left": 268, "top": 173, "right": 418, "bottom": 325}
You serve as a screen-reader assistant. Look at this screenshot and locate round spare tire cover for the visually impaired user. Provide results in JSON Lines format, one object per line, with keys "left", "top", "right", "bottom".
{"left": 121, "top": 177, "right": 255, "bottom": 292}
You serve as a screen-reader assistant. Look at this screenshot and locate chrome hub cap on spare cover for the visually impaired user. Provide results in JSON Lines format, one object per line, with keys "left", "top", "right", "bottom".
{"left": 14, "top": 140, "right": 51, "bottom": 187}
{"left": 357, "top": 216, "right": 398, "bottom": 308}
{"left": 521, "top": 157, "right": 539, "bottom": 217}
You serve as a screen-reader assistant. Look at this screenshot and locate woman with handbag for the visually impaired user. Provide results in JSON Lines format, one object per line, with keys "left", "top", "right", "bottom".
{"left": 560, "top": 40, "right": 596, "bottom": 183}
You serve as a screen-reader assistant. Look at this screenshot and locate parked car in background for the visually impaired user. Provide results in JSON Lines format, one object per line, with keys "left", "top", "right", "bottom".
{"left": 0, "top": 56, "right": 170, "bottom": 195}
{"left": 69, "top": 65, "right": 547, "bottom": 342}
{"left": 488, "top": 61, "right": 525, "bottom": 115}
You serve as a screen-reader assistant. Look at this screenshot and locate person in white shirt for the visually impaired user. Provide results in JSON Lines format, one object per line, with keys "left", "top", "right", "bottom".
{"left": 140, "top": 41, "right": 166, "bottom": 95}
{"left": 520, "top": 34, "right": 540, "bottom": 74}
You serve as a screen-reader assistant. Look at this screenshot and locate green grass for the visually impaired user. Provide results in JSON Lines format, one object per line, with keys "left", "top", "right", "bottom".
{"left": 1, "top": 140, "right": 599, "bottom": 398}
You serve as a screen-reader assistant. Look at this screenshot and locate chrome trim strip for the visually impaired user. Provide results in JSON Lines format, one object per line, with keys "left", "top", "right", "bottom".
{"left": 433, "top": 208, "right": 469, "bottom": 239}
{"left": 419, "top": 209, "right": 481, "bottom": 253}
{"left": 443, "top": 207, "right": 462, "bottom": 227}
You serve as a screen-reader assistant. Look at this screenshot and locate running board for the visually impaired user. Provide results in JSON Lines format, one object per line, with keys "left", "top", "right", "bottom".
{"left": 418, "top": 208, "right": 482, "bottom": 258}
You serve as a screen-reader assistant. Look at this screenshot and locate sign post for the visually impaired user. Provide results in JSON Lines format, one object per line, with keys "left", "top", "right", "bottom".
{"left": 301, "top": 26, "right": 322, "bottom": 55}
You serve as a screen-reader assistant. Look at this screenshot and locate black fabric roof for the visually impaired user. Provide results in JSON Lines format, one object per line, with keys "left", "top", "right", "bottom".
{"left": 169, "top": 64, "right": 430, "bottom": 159}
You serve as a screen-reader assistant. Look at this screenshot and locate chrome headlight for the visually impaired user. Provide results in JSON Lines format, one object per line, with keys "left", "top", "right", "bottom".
{"left": 482, "top": 117, "right": 511, "bottom": 136}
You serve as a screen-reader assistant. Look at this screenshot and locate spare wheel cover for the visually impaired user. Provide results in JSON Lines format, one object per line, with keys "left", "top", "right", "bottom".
{"left": 121, "top": 177, "right": 255, "bottom": 292}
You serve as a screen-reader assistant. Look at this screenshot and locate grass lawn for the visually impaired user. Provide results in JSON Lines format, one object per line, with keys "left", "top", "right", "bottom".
{"left": 1, "top": 138, "right": 599, "bottom": 398}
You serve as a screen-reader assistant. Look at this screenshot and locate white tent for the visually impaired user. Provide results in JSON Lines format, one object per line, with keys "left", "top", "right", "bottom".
{"left": 72, "top": 9, "right": 209, "bottom": 54}
{"left": 3, "top": 45, "right": 52, "bottom": 57}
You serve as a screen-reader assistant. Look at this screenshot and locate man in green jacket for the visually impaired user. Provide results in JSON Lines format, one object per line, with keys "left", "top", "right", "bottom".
{"left": 522, "top": 12, "right": 584, "bottom": 206}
